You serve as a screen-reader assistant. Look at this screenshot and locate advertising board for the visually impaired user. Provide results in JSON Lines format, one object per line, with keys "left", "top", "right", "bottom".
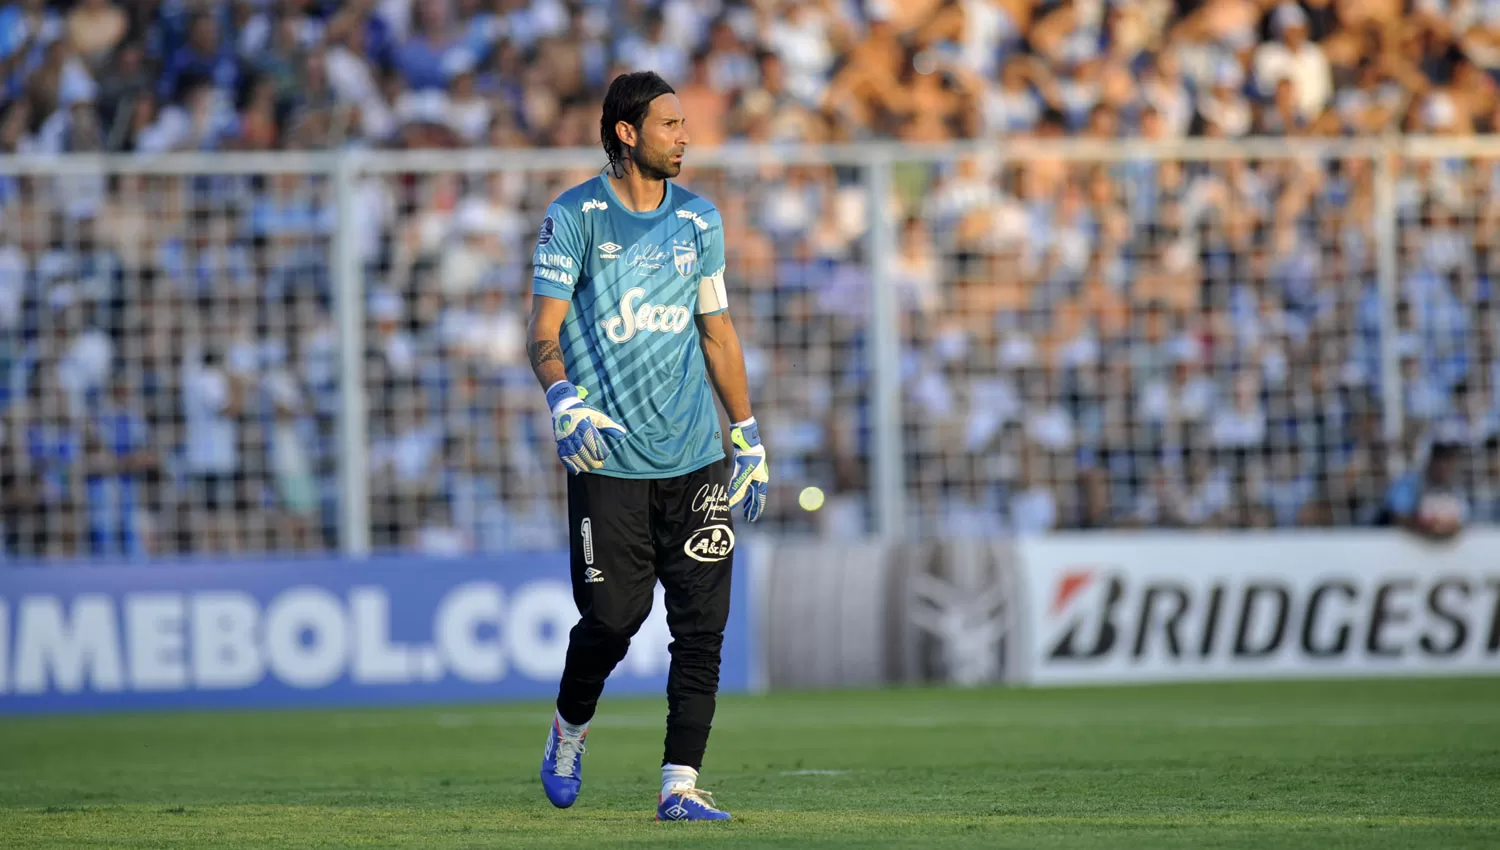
{"left": 1015, "top": 532, "right": 1500, "bottom": 685}
{"left": 0, "top": 551, "right": 756, "bottom": 713}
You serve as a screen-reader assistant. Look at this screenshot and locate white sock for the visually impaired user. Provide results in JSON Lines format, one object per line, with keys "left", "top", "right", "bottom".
{"left": 661, "top": 764, "right": 698, "bottom": 798}
{"left": 555, "top": 710, "right": 589, "bottom": 738}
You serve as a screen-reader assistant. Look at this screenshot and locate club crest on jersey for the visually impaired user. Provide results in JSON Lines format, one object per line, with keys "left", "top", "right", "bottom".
{"left": 673, "top": 244, "right": 697, "bottom": 278}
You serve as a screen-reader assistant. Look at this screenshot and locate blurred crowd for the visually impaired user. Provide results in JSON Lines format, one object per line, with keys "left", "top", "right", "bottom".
{"left": 4, "top": 0, "right": 1500, "bottom": 153}
{"left": 2, "top": 0, "right": 1500, "bottom": 560}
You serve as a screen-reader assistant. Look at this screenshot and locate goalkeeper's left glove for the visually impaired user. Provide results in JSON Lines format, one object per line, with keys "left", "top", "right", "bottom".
{"left": 728, "top": 417, "right": 769, "bottom": 522}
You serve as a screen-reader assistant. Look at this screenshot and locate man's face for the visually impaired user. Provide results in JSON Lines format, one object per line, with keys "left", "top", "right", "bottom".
{"left": 623, "top": 93, "right": 689, "bottom": 180}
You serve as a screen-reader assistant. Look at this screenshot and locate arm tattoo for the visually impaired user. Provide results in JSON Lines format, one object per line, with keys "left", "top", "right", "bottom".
{"left": 528, "top": 339, "right": 563, "bottom": 369}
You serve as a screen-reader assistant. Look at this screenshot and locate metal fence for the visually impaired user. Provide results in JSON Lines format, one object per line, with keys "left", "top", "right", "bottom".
{"left": 1, "top": 137, "right": 1497, "bottom": 561}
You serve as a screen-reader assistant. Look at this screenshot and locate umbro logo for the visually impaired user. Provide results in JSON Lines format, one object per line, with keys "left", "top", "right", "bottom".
{"left": 599, "top": 242, "right": 622, "bottom": 259}
{"left": 663, "top": 803, "right": 689, "bottom": 820}
{"left": 584, "top": 567, "right": 604, "bottom": 583}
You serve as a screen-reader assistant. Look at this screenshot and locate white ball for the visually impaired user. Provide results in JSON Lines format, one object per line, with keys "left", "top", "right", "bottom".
{"left": 1417, "top": 493, "right": 1466, "bottom": 531}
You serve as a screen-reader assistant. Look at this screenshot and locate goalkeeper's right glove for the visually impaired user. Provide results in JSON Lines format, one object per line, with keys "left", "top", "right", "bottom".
{"left": 547, "top": 380, "right": 628, "bottom": 475}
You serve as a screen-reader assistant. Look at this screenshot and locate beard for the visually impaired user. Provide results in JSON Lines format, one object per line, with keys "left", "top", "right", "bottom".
{"left": 630, "top": 143, "right": 681, "bottom": 180}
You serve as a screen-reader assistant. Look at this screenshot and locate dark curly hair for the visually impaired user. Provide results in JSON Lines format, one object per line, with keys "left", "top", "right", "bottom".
{"left": 600, "top": 71, "right": 675, "bottom": 175}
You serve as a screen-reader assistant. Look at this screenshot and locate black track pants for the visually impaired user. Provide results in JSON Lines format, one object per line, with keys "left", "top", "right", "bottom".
{"left": 554, "top": 461, "right": 735, "bottom": 770}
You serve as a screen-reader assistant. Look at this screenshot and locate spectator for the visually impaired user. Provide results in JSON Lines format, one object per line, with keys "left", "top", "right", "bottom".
{"left": 67, "top": 0, "right": 127, "bottom": 70}
{"left": 253, "top": 11, "right": 306, "bottom": 106}
{"left": 1009, "top": 447, "right": 1059, "bottom": 535}
{"left": 0, "top": 231, "right": 24, "bottom": 337}
{"left": 617, "top": 10, "right": 689, "bottom": 86}
{"left": 674, "top": 50, "right": 728, "bottom": 148}
{"left": 893, "top": 216, "right": 941, "bottom": 314}
{"left": 411, "top": 492, "right": 470, "bottom": 555}
{"left": 264, "top": 369, "right": 319, "bottom": 552}
{"left": 182, "top": 342, "right": 246, "bottom": 553}
{"left": 1212, "top": 372, "right": 1268, "bottom": 449}
{"left": 442, "top": 54, "right": 489, "bottom": 143}
{"left": 444, "top": 281, "right": 525, "bottom": 371}
{"left": 48, "top": 285, "right": 113, "bottom": 418}
{"left": 325, "top": 10, "right": 381, "bottom": 116}
{"left": 86, "top": 375, "right": 156, "bottom": 557}
{"left": 1, "top": 397, "right": 40, "bottom": 558}
{"left": 137, "top": 76, "right": 238, "bottom": 153}
{"left": 25, "top": 368, "right": 85, "bottom": 556}
{"left": 1128, "top": 463, "right": 1184, "bottom": 528}
{"left": 1253, "top": 4, "right": 1333, "bottom": 122}
{"left": 1386, "top": 441, "right": 1469, "bottom": 540}
{"left": 372, "top": 385, "right": 443, "bottom": 547}
{"left": 942, "top": 466, "right": 1001, "bottom": 538}
{"left": 766, "top": 2, "right": 840, "bottom": 107}
{"left": 368, "top": 288, "right": 420, "bottom": 381}
{"left": 235, "top": 74, "right": 281, "bottom": 150}
{"left": 1069, "top": 465, "right": 1113, "bottom": 529}
{"left": 396, "top": 0, "right": 460, "bottom": 91}
{"left": 1141, "top": 52, "right": 1193, "bottom": 138}
{"left": 1261, "top": 447, "right": 1317, "bottom": 527}
{"left": 1178, "top": 449, "right": 1233, "bottom": 527}
{"left": 158, "top": 12, "right": 236, "bottom": 103}
{"left": 1473, "top": 437, "right": 1500, "bottom": 523}
{"left": 1197, "top": 57, "right": 1253, "bottom": 137}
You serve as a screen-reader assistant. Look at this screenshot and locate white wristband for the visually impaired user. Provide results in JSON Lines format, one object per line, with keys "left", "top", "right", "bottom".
{"left": 546, "top": 381, "right": 583, "bottom": 416}
{"left": 732, "top": 416, "right": 757, "bottom": 429}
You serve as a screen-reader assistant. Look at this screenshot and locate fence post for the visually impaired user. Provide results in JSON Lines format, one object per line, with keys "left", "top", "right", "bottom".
{"left": 1373, "top": 142, "right": 1405, "bottom": 449}
{"left": 332, "top": 153, "right": 371, "bottom": 556}
{"left": 865, "top": 151, "right": 906, "bottom": 540}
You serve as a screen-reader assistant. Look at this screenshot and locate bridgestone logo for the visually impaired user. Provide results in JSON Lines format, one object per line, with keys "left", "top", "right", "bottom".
{"left": 1046, "top": 572, "right": 1500, "bottom": 664}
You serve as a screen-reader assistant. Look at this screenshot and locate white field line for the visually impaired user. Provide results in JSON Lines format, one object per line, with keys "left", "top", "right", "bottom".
{"left": 321, "top": 708, "right": 1499, "bottom": 731}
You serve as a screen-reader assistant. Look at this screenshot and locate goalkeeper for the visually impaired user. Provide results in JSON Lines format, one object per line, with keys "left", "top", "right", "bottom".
{"left": 526, "top": 71, "right": 768, "bottom": 822}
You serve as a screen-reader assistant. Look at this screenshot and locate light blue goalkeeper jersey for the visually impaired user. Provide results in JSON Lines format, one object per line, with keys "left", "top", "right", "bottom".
{"left": 531, "top": 174, "right": 730, "bottom": 479}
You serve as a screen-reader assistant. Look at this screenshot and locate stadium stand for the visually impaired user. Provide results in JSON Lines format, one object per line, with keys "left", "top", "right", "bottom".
{"left": 2, "top": 0, "right": 1499, "bottom": 558}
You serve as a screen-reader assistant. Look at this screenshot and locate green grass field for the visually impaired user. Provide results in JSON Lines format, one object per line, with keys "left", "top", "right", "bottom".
{"left": 2, "top": 678, "right": 1498, "bottom": 849}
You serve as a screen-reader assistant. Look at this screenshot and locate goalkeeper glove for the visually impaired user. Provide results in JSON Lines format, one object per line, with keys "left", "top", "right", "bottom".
{"left": 728, "top": 417, "right": 769, "bottom": 522}
{"left": 547, "top": 380, "right": 627, "bottom": 475}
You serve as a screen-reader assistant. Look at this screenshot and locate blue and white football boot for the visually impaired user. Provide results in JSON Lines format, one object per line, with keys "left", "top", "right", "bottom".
{"left": 657, "top": 786, "right": 732, "bottom": 821}
{"left": 540, "top": 717, "right": 587, "bottom": 808}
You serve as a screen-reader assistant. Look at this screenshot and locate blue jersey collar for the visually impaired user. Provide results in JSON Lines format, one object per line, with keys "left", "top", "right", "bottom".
{"left": 598, "top": 173, "right": 674, "bottom": 219}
